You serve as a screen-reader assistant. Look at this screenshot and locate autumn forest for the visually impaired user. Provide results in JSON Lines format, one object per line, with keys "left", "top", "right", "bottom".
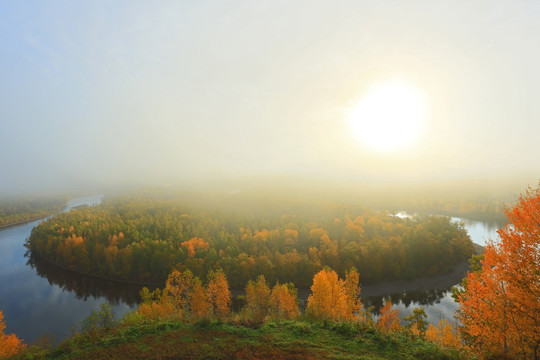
{"left": 25, "top": 192, "right": 474, "bottom": 288}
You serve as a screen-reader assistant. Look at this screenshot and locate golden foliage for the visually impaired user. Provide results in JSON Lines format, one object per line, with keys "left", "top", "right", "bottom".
{"left": 457, "top": 185, "right": 540, "bottom": 359}
{"left": 165, "top": 269, "right": 194, "bottom": 311}
{"left": 425, "top": 320, "right": 461, "bottom": 349}
{"left": 0, "top": 310, "right": 26, "bottom": 358}
{"left": 306, "top": 267, "right": 361, "bottom": 321}
{"left": 245, "top": 275, "right": 271, "bottom": 323}
{"left": 268, "top": 283, "right": 300, "bottom": 320}
{"left": 376, "top": 300, "right": 400, "bottom": 333}
{"left": 206, "top": 268, "right": 231, "bottom": 319}
{"left": 181, "top": 237, "right": 210, "bottom": 258}
{"left": 189, "top": 278, "right": 209, "bottom": 320}
{"left": 136, "top": 288, "right": 178, "bottom": 320}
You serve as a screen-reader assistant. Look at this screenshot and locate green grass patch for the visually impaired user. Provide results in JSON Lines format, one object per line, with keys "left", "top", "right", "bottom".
{"left": 16, "top": 318, "right": 475, "bottom": 360}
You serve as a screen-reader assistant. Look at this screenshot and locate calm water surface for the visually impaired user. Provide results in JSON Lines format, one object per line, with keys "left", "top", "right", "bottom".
{"left": 368, "top": 213, "right": 502, "bottom": 324}
{"left": 0, "top": 203, "right": 503, "bottom": 343}
{"left": 0, "top": 195, "right": 138, "bottom": 344}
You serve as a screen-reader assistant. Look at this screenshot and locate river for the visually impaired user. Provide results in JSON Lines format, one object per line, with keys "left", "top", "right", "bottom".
{"left": 0, "top": 195, "right": 139, "bottom": 344}
{"left": 362, "top": 212, "right": 501, "bottom": 324}
{"left": 0, "top": 199, "right": 502, "bottom": 344}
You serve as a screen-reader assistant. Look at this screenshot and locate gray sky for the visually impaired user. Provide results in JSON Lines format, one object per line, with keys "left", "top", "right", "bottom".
{"left": 1, "top": 1, "right": 539, "bottom": 193}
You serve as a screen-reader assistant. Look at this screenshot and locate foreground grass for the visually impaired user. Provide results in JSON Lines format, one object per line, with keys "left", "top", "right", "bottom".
{"left": 17, "top": 317, "right": 473, "bottom": 360}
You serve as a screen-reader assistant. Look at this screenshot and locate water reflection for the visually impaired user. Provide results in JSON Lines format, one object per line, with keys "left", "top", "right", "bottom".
{"left": 451, "top": 217, "right": 501, "bottom": 246}
{"left": 0, "top": 194, "right": 139, "bottom": 344}
{"left": 25, "top": 253, "right": 147, "bottom": 307}
{"left": 364, "top": 287, "right": 452, "bottom": 316}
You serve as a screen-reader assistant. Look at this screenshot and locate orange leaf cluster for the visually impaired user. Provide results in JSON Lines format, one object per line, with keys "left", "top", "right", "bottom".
{"left": 0, "top": 310, "right": 26, "bottom": 358}
{"left": 457, "top": 184, "right": 539, "bottom": 359}
{"left": 376, "top": 300, "right": 401, "bottom": 333}
{"left": 181, "top": 237, "right": 210, "bottom": 258}
{"left": 425, "top": 320, "right": 461, "bottom": 349}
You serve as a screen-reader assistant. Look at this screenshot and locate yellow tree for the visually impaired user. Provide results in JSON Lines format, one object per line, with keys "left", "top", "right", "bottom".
{"left": 306, "top": 267, "right": 359, "bottom": 321}
{"left": 0, "top": 310, "right": 26, "bottom": 358}
{"left": 245, "top": 275, "right": 271, "bottom": 323}
{"left": 425, "top": 320, "right": 461, "bottom": 349}
{"left": 165, "top": 269, "right": 194, "bottom": 313}
{"left": 206, "top": 268, "right": 231, "bottom": 319}
{"left": 268, "top": 283, "right": 300, "bottom": 320}
{"left": 343, "top": 268, "right": 362, "bottom": 317}
{"left": 137, "top": 288, "right": 177, "bottom": 320}
{"left": 456, "top": 185, "right": 540, "bottom": 359}
{"left": 189, "top": 277, "right": 209, "bottom": 320}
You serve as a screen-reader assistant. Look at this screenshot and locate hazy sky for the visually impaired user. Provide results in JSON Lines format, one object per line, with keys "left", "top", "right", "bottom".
{"left": 1, "top": 1, "right": 539, "bottom": 193}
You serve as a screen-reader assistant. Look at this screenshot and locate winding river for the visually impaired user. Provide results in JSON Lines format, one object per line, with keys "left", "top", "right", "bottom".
{"left": 0, "top": 197, "right": 502, "bottom": 344}
{"left": 0, "top": 195, "right": 138, "bottom": 344}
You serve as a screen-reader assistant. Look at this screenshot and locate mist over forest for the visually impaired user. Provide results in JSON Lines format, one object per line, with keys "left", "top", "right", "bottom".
{"left": 1, "top": 2, "right": 539, "bottom": 359}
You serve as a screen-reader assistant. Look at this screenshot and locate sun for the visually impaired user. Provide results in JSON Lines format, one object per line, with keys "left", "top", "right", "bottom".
{"left": 348, "top": 80, "right": 426, "bottom": 152}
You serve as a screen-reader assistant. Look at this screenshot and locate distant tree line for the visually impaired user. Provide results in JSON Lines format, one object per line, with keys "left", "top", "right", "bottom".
{"left": 26, "top": 194, "right": 474, "bottom": 288}
{"left": 0, "top": 196, "right": 66, "bottom": 227}
{"left": 395, "top": 196, "right": 507, "bottom": 222}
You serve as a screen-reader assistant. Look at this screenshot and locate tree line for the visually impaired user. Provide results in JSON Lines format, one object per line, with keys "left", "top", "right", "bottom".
{"left": 0, "top": 195, "right": 66, "bottom": 227}
{"left": 26, "top": 194, "right": 474, "bottom": 288}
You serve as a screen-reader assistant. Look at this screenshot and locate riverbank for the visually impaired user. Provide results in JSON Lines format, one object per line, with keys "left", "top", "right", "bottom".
{"left": 0, "top": 196, "right": 68, "bottom": 228}
{"left": 359, "top": 243, "right": 484, "bottom": 298}
{"left": 27, "top": 253, "right": 164, "bottom": 288}
{"left": 0, "top": 216, "right": 47, "bottom": 229}
{"left": 30, "top": 249, "right": 477, "bottom": 303}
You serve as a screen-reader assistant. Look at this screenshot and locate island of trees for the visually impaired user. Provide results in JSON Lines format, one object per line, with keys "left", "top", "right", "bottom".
{"left": 26, "top": 192, "right": 474, "bottom": 288}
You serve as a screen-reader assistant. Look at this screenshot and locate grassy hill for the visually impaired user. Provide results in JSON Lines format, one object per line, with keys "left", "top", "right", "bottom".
{"left": 18, "top": 318, "right": 473, "bottom": 360}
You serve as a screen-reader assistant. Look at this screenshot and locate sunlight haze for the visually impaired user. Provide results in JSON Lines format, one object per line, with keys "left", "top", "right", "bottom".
{"left": 347, "top": 79, "right": 426, "bottom": 153}
{"left": 1, "top": 1, "right": 539, "bottom": 193}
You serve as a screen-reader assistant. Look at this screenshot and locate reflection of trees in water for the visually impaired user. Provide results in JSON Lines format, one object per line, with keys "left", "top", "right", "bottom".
{"left": 24, "top": 249, "right": 454, "bottom": 315}
{"left": 363, "top": 287, "right": 451, "bottom": 316}
{"left": 26, "top": 252, "right": 150, "bottom": 307}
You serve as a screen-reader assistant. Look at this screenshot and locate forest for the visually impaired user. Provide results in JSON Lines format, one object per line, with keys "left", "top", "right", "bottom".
{"left": 0, "top": 195, "right": 66, "bottom": 227}
{"left": 26, "top": 191, "right": 474, "bottom": 288}
{"left": 7, "top": 184, "right": 537, "bottom": 359}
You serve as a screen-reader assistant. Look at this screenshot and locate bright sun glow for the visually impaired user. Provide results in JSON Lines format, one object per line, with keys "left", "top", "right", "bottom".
{"left": 348, "top": 80, "right": 426, "bottom": 152}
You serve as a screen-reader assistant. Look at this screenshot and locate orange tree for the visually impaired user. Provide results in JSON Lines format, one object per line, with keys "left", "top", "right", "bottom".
{"left": 268, "top": 283, "right": 300, "bottom": 320}
{"left": 456, "top": 184, "right": 539, "bottom": 359}
{"left": 0, "top": 310, "right": 26, "bottom": 358}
